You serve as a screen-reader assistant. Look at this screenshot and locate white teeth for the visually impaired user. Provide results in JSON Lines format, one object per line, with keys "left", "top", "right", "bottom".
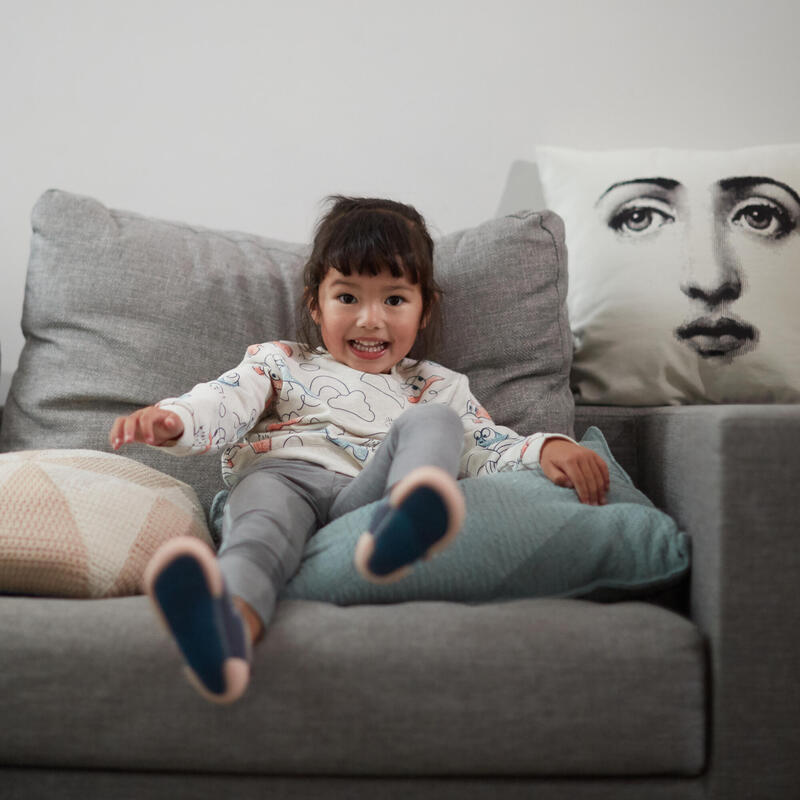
{"left": 351, "top": 340, "right": 386, "bottom": 352}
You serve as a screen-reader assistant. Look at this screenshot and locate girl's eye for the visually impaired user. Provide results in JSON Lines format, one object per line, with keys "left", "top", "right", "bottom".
{"left": 730, "top": 198, "right": 793, "bottom": 239}
{"left": 385, "top": 295, "right": 406, "bottom": 307}
{"left": 336, "top": 293, "right": 357, "bottom": 305}
{"left": 608, "top": 200, "right": 676, "bottom": 237}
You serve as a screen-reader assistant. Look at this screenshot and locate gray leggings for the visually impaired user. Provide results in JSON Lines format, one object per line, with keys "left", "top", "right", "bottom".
{"left": 217, "top": 404, "right": 463, "bottom": 627}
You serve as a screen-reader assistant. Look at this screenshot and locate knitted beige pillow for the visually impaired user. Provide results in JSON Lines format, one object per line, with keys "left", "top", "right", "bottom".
{"left": 0, "top": 449, "right": 214, "bottom": 598}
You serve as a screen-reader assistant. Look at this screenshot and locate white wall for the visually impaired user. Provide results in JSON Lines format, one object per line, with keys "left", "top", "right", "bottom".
{"left": 3, "top": 0, "right": 799, "bottom": 400}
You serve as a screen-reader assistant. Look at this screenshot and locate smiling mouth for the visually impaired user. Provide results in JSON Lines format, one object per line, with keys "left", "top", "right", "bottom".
{"left": 675, "top": 316, "right": 758, "bottom": 358}
{"left": 349, "top": 339, "right": 389, "bottom": 358}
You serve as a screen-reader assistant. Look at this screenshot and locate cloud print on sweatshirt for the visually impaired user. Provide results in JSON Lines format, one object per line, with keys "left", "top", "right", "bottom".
{"left": 309, "top": 376, "right": 376, "bottom": 422}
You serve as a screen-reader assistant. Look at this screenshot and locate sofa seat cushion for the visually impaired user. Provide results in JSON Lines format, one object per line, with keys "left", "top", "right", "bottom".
{"left": 0, "top": 595, "right": 706, "bottom": 778}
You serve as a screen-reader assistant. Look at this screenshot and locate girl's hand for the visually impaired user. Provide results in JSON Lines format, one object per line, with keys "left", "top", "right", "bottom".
{"left": 109, "top": 406, "right": 184, "bottom": 450}
{"left": 539, "top": 438, "right": 610, "bottom": 506}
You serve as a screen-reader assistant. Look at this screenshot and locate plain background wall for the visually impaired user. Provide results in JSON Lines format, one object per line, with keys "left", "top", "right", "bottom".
{"left": 3, "top": 0, "right": 800, "bottom": 401}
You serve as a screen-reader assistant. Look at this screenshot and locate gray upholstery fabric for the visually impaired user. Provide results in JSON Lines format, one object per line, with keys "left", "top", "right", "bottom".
{"left": 635, "top": 405, "right": 800, "bottom": 800}
{"left": 1, "top": 769, "right": 705, "bottom": 800}
{"left": 574, "top": 405, "right": 652, "bottom": 485}
{"left": 0, "top": 191, "right": 573, "bottom": 513}
{"left": 0, "top": 595, "right": 705, "bottom": 777}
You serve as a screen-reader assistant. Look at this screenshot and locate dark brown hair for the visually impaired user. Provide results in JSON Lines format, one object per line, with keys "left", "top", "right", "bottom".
{"left": 298, "top": 196, "right": 442, "bottom": 361}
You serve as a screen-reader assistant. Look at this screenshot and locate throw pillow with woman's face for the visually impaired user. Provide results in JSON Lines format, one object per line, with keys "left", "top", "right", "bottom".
{"left": 538, "top": 145, "right": 800, "bottom": 405}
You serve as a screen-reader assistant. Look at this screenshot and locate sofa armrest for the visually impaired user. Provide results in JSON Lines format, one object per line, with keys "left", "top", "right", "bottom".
{"left": 636, "top": 405, "right": 800, "bottom": 800}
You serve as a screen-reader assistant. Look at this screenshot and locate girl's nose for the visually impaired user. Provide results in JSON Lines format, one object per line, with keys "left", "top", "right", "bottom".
{"left": 358, "top": 301, "right": 385, "bottom": 328}
{"left": 679, "top": 219, "right": 742, "bottom": 307}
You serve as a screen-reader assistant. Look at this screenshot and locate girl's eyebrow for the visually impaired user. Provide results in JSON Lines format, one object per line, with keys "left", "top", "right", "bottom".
{"left": 329, "top": 278, "right": 414, "bottom": 291}
{"left": 595, "top": 177, "right": 681, "bottom": 206}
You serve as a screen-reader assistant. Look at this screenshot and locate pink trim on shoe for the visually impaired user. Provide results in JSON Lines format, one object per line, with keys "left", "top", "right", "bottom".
{"left": 143, "top": 536, "right": 251, "bottom": 705}
{"left": 183, "top": 660, "right": 251, "bottom": 706}
{"left": 354, "top": 466, "right": 465, "bottom": 584}
{"left": 143, "top": 536, "right": 225, "bottom": 598}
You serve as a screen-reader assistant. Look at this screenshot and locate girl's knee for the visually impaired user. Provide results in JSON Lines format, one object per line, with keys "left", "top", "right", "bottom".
{"left": 398, "top": 404, "right": 462, "bottom": 433}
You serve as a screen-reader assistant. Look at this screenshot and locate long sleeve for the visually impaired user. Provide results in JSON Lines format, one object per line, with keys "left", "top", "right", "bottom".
{"left": 156, "top": 344, "right": 276, "bottom": 456}
{"left": 447, "top": 374, "right": 575, "bottom": 478}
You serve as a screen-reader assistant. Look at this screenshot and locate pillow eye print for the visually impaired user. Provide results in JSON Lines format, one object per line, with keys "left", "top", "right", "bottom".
{"left": 538, "top": 144, "right": 800, "bottom": 405}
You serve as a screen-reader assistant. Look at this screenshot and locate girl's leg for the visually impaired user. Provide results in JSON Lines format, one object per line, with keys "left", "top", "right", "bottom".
{"left": 330, "top": 404, "right": 464, "bottom": 518}
{"left": 144, "top": 460, "right": 335, "bottom": 704}
{"left": 330, "top": 405, "right": 466, "bottom": 582}
{"left": 217, "top": 462, "right": 326, "bottom": 633}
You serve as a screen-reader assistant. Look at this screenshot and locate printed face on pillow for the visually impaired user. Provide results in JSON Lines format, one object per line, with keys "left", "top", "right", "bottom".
{"left": 595, "top": 175, "right": 800, "bottom": 361}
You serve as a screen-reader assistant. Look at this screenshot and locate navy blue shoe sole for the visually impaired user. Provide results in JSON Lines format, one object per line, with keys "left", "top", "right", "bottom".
{"left": 144, "top": 537, "right": 250, "bottom": 704}
{"left": 354, "top": 467, "right": 465, "bottom": 583}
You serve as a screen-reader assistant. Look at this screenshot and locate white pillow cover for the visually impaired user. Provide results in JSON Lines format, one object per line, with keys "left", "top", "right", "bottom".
{"left": 537, "top": 144, "right": 800, "bottom": 405}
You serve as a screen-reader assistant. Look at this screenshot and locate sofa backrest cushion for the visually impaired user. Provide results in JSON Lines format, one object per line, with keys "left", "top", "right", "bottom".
{"left": 0, "top": 190, "right": 573, "bottom": 512}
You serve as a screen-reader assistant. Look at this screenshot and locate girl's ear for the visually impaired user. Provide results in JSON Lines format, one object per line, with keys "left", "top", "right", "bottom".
{"left": 419, "top": 291, "right": 440, "bottom": 329}
{"left": 305, "top": 287, "right": 320, "bottom": 324}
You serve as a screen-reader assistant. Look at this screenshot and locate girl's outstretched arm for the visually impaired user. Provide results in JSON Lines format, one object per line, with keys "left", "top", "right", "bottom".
{"left": 109, "top": 406, "right": 184, "bottom": 450}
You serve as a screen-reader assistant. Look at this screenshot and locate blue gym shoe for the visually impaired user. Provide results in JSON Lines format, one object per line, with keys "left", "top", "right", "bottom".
{"left": 354, "top": 467, "right": 465, "bottom": 583}
{"left": 143, "top": 537, "right": 251, "bottom": 704}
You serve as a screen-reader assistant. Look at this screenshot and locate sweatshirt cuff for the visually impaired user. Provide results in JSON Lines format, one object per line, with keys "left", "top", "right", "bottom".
{"left": 520, "top": 432, "right": 577, "bottom": 469}
{"left": 154, "top": 401, "right": 197, "bottom": 455}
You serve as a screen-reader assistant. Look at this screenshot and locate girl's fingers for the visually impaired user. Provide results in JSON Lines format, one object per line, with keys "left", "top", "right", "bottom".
{"left": 592, "top": 454, "right": 610, "bottom": 501}
{"left": 576, "top": 460, "right": 597, "bottom": 505}
{"left": 592, "top": 459, "right": 608, "bottom": 505}
{"left": 109, "top": 418, "right": 124, "bottom": 449}
{"left": 552, "top": 468, "right": 573, "bottom": 489}
{"left": 156, "top": 411, "right": 184, "bottom": 445}
{"left": 153, "top": 413, "right": 178, "bottom": 444}
{"left": 600, "top": 458, "right": 610, "bottom": 493}
{"left": 110, "top": 407, "right": 181, "bottom": 449}
{"left": 574, "top": 456, "right": 607, "bottom": 506}
{"left": 122, "top": 413, "right": 140, "bottom": 445}
{"left": 541, "top": 441, "right": 610, "bottom": 506}
{"left": 119, "top": 408, "right": 152, "bottom": 446}
{"left": 139, "top": 413, "right": 153, "bottom": 444}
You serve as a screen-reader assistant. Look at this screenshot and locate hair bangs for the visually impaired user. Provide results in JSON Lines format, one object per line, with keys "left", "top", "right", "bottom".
{"left": 322, "top": 209, "right": 422, "bottom": 284}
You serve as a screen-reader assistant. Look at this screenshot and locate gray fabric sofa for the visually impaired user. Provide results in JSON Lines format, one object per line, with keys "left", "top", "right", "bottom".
{"left": 1, "top": 191, "right": 799, "bottom": 799}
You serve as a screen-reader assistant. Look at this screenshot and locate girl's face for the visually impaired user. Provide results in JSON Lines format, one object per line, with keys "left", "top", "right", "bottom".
{"left": 310, "top": 267, "right": 425, "bottom": 373}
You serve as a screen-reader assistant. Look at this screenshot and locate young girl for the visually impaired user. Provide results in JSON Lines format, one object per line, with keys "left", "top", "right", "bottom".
{"left": 109, "top": 196, "right": 609, "bottom": 704}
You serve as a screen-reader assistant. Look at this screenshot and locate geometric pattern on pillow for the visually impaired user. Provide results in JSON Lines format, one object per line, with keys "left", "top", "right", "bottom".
{"left": 537, "top": 143, "right": 800, "bottom": 405}
{"left": 0, "top": 450, "right": 213, "bottom": 598}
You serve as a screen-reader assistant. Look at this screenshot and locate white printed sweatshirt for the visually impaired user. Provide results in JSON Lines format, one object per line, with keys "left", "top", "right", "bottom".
{"left": 158, "top": 341, "right": 574, "bottom": 486}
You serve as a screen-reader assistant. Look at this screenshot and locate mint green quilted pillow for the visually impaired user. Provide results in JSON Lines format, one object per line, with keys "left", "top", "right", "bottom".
{"left": 281, "top": 427, "right": 689, "bottom": 604}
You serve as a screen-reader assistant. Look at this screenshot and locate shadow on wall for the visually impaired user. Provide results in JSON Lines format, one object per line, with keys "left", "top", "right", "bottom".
{"left": 495, "top": 160, "right": 545, "bottom": 217}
